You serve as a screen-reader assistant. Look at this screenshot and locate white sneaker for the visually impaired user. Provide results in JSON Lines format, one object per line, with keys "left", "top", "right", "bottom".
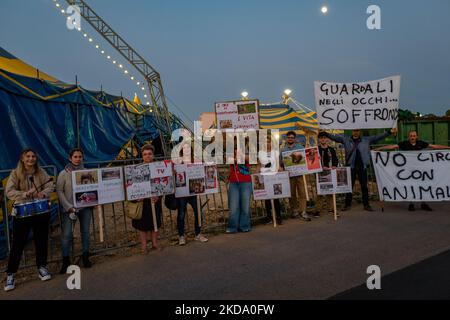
{"left": 195, "top": 234, "right": 208, "bottom": 243}
{"left": 4, "top": 274, "right": 15, "bottom": 292}
{"left": 179, "top": 236, "right": 186, "bottom": 246}
{"left": 38, "top": 266, "right": 52, "bottom": 281}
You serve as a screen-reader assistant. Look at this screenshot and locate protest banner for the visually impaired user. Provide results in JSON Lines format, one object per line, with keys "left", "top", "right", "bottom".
{"left": 174, "top": 163, "right": 219, "bottom": 198}
{"left": 252, "top": 171, "right": 291, "bottom": 201}
{"left": 72, "top": 168, "right": 125, "bottom": 208}
{"left": 282, "top": 147, "right": 323, "bottom": 177}
{"left": 316, "top": 167, "right": 352, "bottom": 196}
{"left": 125, "top": 161, "right": 174, "bottom": 201}
{"left": 371, "top": 151, "right": 450, "bottom": 202}
{"left": 315, "top": 75, "right": 401, "bottom": 129}
{"left": 215, "top": 99, "right": 260, "bottom": 130}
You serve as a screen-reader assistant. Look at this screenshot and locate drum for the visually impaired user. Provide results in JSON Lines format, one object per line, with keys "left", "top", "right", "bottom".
{"left": 13, "top": 199, "right": 51, "bottom": 218}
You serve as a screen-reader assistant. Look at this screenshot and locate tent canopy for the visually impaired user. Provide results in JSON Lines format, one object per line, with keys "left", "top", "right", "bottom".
{"left": 0, "top": 47, "right": 177, "bottom": 171}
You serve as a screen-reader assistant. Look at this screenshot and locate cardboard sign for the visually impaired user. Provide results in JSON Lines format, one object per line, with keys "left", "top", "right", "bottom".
{"left": 252, "top": 171, "right": 291, "bottom": 200}
{"left": 215, "top": 100, "right": 260, "bottom": 130}
{"left": 125, "top": 161, "right": 174, "bottom": 201}
{"left": 315, "top": 75, "right": 401, "bottom": 129}
{"left": 72, "top": 167, "right": 125, "bottom": 208}
{"left": 316, "top": 167, "right": 352, "bottom": 195}
{"left": 282, "top": 147, "right": 323, "bottom": 177}
{"left": 174, "top": 163, "right": 219, "bottom": 198}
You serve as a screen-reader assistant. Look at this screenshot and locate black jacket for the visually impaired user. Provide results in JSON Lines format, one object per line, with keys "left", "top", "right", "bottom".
{"left": 318, "top": 146, "right": 339, "bottom": 168}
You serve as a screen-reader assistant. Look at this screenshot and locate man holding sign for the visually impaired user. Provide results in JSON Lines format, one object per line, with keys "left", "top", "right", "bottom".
{"left": 281, "top": 131, "right": 310, "bottom": 221}
{"left": 376, "top": 130, "right": 450, "bottom": 211}
{"left": 320, "top": 128, "right": 397, "bottom": 211}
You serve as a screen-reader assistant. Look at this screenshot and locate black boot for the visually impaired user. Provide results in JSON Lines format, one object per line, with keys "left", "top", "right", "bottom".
{"left": 59, "top": 256, "right": 71, "bottom": 274}
{"left": 82, "top": 252, "right": 92, "bottom": 268}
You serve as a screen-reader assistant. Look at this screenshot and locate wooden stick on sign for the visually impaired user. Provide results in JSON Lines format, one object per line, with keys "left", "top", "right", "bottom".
{"left": 96, "top": 205, "right": 104, "bottom": 243}
{"left": 151, "top": 199, "right": 158, "bottom": 232}
{"left": 197, "top": 196, "right": 202, "bottom": 228}
{"left": 271, "top": 199, "right": 277, "bottom": 228}
{"left": 333, "top": 194, "right": 337, "bottom": 221}
{"left": 303, "top": 175, "right": 310, "bottom": 201}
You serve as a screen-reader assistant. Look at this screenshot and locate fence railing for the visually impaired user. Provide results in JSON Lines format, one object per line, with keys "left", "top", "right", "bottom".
{"left": 0, "top": 156, "right": 383, "bottom": 272}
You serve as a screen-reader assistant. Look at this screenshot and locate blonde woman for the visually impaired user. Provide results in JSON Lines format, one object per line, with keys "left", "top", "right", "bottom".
{"left": 132, "top": 145, "right": 163, "bottom": 254}
{"left": 4, "top": 149, "right": 54, "bottom": 292}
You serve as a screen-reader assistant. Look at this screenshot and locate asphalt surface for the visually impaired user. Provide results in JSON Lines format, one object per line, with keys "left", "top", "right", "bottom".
{"left": 1, "top": 202, "right": 450, "bottom": 300}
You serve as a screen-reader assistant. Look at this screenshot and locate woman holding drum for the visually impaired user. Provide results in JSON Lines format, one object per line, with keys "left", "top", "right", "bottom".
{"left": 4, "top": 149, "right": 54, "bottom": 292}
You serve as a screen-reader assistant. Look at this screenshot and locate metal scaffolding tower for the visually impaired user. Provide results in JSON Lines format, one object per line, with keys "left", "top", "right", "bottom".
{"left": 65, "top": 0, "right": 181, "bottom": 156}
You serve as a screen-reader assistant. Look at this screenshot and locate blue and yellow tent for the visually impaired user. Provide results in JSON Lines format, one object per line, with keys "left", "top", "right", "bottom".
{"left": 0, "top": 47, "right": 182, "bottom": 171}
{"left": 259, "top": 103, "right": 318, "bottom": 145}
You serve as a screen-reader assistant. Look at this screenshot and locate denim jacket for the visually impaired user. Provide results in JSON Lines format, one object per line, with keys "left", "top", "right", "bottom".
{"left": 324, "top": 131, "right": 391, "bottom": 169}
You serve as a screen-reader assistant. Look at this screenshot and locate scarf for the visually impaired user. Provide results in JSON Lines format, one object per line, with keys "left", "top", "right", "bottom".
{"left": 65, "top": 162, "right": 85, "bottom": 172}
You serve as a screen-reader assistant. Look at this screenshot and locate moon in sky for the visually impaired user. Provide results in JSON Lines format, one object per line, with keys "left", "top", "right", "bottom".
{"left": 321, "top": 6, "right": 328, "bottom": 14}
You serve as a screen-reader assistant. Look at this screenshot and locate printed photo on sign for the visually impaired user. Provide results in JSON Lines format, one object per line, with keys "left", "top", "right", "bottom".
{"left": 189, "top": 178, "right": 205, "bottom": 194}
{"left": 219, "top": 119, "right": 232, "bottom": 129}
{"left": 75, "top": 191, "right": 98, "bottom": 207}
{"left": 151, "top": 176, "right": 174, "bottom": 196}
{"left": 318, "top": 170, "right": 332, "bottom": 183}
{"left": 125, "top": 165, "right": 150, "bottom": 185}
{"left": 205, "top": 165, "right": 217, "bottom": 189}
{"left": 336, "top": 168, "right": 349, "bottom": 186}
{"left": 273, "top": 184, "right": 283, "bottom": 195}
{"left": 283, "top": 150, "right": 306, "bottom": 167}
{"left": 252, "top": 175, "right": 265, "bottom": 191}
{"left": 101, "top": 168, "right": 121, "bottom": 181}
{"left": 306, "top": 147, "right": 322, "bottom": 171}
{"left": 75, "top": 171, "right": 98, "bottom": 185}
{"left": 176, "top": 172, "right": 186, "bottom": 188}
{"left": 237, "top": 102, "right": 256, "bottom": 114}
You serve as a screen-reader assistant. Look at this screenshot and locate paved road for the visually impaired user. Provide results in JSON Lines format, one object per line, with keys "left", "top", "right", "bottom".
{"left": 2, "top": 203, "right": 450, "bottom": 300}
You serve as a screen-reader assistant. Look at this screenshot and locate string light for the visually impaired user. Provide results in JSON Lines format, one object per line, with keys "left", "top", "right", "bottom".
{"left": 50, "top": 1, "right": 152, "bottom": 107}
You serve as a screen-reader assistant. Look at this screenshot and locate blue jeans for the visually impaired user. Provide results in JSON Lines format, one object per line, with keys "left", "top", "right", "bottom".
{"left": 177, "top": 196, "right": 202, "bottom": 236}
{"left": 227, "top": 182, "right": 252, "bottom": 232}
{"left": 61, "top": 208, "right": 92, "bottom": 257}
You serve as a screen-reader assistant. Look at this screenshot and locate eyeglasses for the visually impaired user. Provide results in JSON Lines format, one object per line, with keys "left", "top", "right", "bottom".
{"left": 287, "top": 136, "right": 295, "bottom": 139}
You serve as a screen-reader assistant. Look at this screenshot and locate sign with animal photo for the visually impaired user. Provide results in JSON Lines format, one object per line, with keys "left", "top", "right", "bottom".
{"left": 215, "top": 99, "right": 260, "bottom": 130}
{"left": 252, "top": 171, "right": 291, "bottom": 200}
{"left": 316, "top": 167, "right": 352, "bottom": 195}
{"left": 72, "top": 168, "right": 125, "bottom": 208}
{"left": 315, "top": 75, "right": 401, "bottom": 129}
{"left": 282, "top": 147, "right": 323, "bottom": 177}
{"left": 174, "top": 163, "right": 219, "bottom": 198}
{"left": 124, "top": 163, "right": 152, "bottom": 201}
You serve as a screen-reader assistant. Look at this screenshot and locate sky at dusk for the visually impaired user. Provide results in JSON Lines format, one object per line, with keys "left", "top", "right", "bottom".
{"left": 1, "top": 0, "right": 449, "bottom": 125}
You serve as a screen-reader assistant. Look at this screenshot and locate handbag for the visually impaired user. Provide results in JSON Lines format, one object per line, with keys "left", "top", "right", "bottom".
{"left": 164, "top": 194, "right": 178, "bottom": 211}
{"left": 125, "top": 201, "right": 143, "bottom": 220}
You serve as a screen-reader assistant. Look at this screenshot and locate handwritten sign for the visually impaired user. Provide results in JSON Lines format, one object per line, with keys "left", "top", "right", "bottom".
{"left": 372, "top": 151, "right": 450, "bottom": 202}
{"left": 315, "top": 75, "right": 401, "bottom": 129}
{"left": 215, "top": 100, "right": 259, "bottom": 130}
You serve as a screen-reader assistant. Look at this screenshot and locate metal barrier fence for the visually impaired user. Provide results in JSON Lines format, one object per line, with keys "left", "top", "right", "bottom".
{"left": 0, "top": 156, "right": 383, "bottom": 272}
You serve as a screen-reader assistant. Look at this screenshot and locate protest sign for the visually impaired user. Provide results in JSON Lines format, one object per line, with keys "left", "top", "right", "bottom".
{"left": 371, "top": 151, "right": 450, "bottom": 202}
{"left": 282, "top": 147, "right": 323, "bottom": 176}
{"left": 316, "top": 167, "right": 352, "bottom": 195}
{"left": 215, "top": 100, "right": 259, "bottom": 130}
{"left": 72, "top": 168, "right": 125, "bottom": 208}
{"left": 125, "top": 161, "right": 174, "bottom": 200}
{"left": 252, "top": 171, "right": 291, "bottom": 200}
{"left": 315, "top": 75, "right": 401, "bottom": 129}
{"left": 174, "top": 163, "right": 219, "bottom": 198}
